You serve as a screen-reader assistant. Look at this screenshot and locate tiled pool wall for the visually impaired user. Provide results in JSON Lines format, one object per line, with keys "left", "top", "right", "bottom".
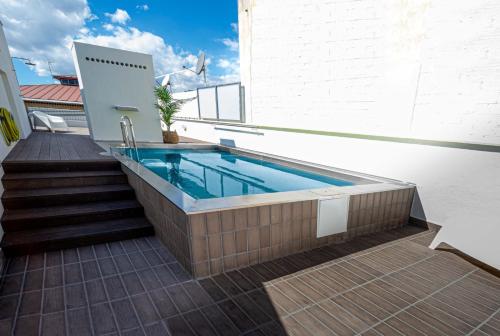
{"left": 123, "top": 166, "right": 193, "bottom": 274}
{"left": 123, "top": 165, "right": 415, "bottom": 278}
{"left": 187, "top": 187, "right": 415, "bottom": 278}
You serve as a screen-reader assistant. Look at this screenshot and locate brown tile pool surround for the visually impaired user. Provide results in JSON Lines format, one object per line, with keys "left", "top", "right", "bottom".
{"left": 114, "top": 144, "right": 415, "bottom": 278}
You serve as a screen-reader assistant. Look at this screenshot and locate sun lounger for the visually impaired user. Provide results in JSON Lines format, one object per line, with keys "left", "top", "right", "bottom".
{"left": 28, "top": 111, "right": 68, "bottom": 133}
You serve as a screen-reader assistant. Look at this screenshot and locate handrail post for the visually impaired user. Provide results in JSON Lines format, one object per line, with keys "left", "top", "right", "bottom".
{"left": 120, "top": 120, "right": 130, "bottom": 147}
{"left": 120, "top": 116, "right": 136, "bottom": 148}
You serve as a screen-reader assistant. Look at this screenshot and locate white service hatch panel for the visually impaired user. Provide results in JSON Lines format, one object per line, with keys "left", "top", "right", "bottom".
{"left": 316, "top": 196, "right": 350, "bottom": 238}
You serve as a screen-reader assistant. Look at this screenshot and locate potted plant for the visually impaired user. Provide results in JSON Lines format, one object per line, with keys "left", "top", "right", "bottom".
{"left": 154, "top": 86, "right": 181, "bottom": 143}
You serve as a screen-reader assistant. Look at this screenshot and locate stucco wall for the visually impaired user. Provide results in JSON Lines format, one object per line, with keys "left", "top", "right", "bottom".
{"left": 72, "top": 42, "right": 162, "bottom": 142}
{"left": 0, "top": 21, "right": 32, "bottom": 268}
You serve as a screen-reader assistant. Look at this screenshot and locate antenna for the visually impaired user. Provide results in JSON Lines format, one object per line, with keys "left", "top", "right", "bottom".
{"left": 195, "top": 52, "right": 205, "bottom": 74}
{"left": 183, "top": 52, "right": 207, "bottom": 86}
{"left": 195, "top": 52, "right": 206, "bottom": 86}
{"left": 155, "top": 69, "right": 187, "bottom": 90}
{"left": 47, "top": 60, "right": 55, "bottom": 76}
{"left": 161, "top": 74, "right": 170, "bottom": 88}
{"left": 11, "top": 57, "right": 36, "bottom": 66}
{"left": 156, "top": 52, "right": 208, "bottom": 89}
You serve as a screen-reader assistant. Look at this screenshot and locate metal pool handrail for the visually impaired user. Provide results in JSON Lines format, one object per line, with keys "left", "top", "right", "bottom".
{"left": 120, "top": 115, "right": 137, "bottom": 148}
{"left": 120, "top": 115, "right": 140, "bottom": 161}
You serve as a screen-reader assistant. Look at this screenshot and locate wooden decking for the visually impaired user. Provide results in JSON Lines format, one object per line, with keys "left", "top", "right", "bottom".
{"left": 4, "top": 131, "right": 113, "bottom": 162}
{"left": 4, "top": 130, "right": 208, "bottom": 163}
{"left": 0, "top": 130, "right": 154, "bottom": 256}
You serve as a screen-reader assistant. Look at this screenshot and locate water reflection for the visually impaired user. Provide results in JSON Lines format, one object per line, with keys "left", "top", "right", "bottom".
{"left": 164, "top": 153, "right": 181, "bottom": 185}
{"left": 132, "top": 149, "right": 352, "bottom": 200}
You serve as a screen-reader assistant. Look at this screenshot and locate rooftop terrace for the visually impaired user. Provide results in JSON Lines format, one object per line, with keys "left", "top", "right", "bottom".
{"left": 1, "top": 130, "right": 499, "bottom": 335}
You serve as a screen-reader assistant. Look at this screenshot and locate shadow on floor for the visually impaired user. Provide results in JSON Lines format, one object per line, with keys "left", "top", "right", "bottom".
{"left": 191, "top": 225, "right": 432, "bottom": 335}
{"left": 4, "top": 225, "right": 497, "bottom": 336}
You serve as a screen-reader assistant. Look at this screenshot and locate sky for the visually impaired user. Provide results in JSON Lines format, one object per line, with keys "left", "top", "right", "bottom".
{"left": 0, "top": 0, "right": 239, "bottom": 91}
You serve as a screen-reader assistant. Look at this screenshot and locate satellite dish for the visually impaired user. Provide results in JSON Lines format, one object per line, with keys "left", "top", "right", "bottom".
{"left": 195, "top": 52, "right": 206, "bottom": 75}
{"left": 161, "top": 74, "right": 170, "bottom": 87}
{"left": 158, "top": 52, "right": 207, "bottom": 88}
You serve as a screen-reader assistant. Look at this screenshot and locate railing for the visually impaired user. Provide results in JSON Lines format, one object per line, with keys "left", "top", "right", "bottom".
{"left": 120, "top": 116, "right": 137, "bottom": 148}
{"left": 119, "top": 116, "right": 140, "bottom": 161}
{"left": 196, "top": 82, "right": 245, "bottom": 123}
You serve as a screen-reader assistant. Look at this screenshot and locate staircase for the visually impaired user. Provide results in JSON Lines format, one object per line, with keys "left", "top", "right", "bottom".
{"left": 0, "top": 160, "right": 154, "bottom": 256}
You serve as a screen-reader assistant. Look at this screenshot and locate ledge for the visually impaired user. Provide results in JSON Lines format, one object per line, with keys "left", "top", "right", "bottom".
{"left": 175, "top": 117, "right": 500, "bottom": 153}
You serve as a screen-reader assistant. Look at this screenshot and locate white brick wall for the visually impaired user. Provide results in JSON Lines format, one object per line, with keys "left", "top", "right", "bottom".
{"left": 239, "top": 0, "right": 500, "bottom": 144}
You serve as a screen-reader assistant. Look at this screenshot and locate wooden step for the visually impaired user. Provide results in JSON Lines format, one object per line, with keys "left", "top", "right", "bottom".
{"left": 1, "top": 184, "right": 135, "bottom": 209}
{"left": 2, "top": 170, "right": 128, "bottom": 190}
{"left": 1, "top": 200, "right": 144, "bottom": 232}
{"left": 2, "top": 160, "right": 121, "bottom": 173}
{"left": 0, "top": 217, "right": 154, "bottom": 256}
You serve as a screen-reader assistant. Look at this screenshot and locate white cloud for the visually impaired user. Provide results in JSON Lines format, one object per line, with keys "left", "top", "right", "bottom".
{"left": 78, "top": 25, "right": 205, "bottom": 91}
{"left": 220, "top": 38, "right": 239, "bottom": 52}
{"left": 213, "top": 23, "right": 241, "bottom": 84}
{"left": 102, "top": 24, "right": 114, "bottom": 31}
{"left": 79, "top": 26, "right": 187, "bottom": 72}
{"left": 0, "top": 0, "right": 237, "bottom": 90}
{"left": 216, "top": 58, "right": 240, "bottom": 84}
{"left": 136, "top": 4, "right": 149, "bottom": 11}
{"left": 230, "top": 22, "right": 238, "bottom": 33}
{"left": 0, "top": 0, "right": 94, "bottom": 76}
{"left": 87, "top": 13, "right": 99, "bottom": 21}
{"left": 105, "top": 8, "right": 131, "bottom": 25}
{"left": 217, "top": 59, "right": 233, "bottom": 69}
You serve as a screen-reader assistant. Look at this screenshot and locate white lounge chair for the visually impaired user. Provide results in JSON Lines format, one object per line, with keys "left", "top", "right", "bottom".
{"left": 28, "top": 111, "right": 68, "bottom": 133}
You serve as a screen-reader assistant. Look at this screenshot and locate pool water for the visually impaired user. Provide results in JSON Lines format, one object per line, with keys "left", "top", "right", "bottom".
{"left": 125, "top": 148, "right": 353, "bottom": 200}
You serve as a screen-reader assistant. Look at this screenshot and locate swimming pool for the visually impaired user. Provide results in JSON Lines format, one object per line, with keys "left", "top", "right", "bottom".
{"left": 113, "top": 144, "right": 415, "bottom": 278}
{"left": 124, "top": 148, "right": 353, "bottom": 199}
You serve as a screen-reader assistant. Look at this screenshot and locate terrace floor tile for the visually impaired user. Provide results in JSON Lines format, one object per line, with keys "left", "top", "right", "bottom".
{"left": 1, "top": 226, "right": 498, "bottom": 335}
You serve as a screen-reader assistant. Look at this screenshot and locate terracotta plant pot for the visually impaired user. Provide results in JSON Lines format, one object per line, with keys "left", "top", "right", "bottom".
{"left": 163, "top": 130, "right": 179, "bottom": 144}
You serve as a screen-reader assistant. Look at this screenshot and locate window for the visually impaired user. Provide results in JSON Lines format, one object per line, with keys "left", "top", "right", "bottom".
{"left": 60, "top": 79, "right": 78, "bottom": 86}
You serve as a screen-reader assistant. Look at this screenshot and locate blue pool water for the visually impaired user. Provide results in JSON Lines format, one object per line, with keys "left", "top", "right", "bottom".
{"left": 125, "top": 148, "right": 353, "bottom": 199}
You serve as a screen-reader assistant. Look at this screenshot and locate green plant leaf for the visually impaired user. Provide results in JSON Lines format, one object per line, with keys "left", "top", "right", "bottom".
{"left": 154, "top": 86, "right": 182, "bottom": 130}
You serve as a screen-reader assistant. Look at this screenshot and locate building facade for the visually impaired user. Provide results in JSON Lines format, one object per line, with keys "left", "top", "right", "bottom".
{"left": 175, "top": 0, "right": 500, "bottom": 268}
{"left": 20, "top": 75, "right": 87, "bottom": 127}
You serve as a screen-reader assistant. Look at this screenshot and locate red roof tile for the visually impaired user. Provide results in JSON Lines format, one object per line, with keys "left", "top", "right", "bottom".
{"left": 20, "top": 84, "right": 82, "bottom": 104}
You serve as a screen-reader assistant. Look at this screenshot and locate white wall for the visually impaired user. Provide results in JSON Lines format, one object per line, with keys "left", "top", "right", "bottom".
{"left": 238, "top": 0, "right": 500, "bottom": 145}
{"left": 176, "top": 121, "right": 500, "bottom": 268}
{"left": 72, "top": 42, "right": 162, "bottom": 142}
{"left": 0, "top": 21, "right": 32, "bottom": 262}
{"left": 177, "top": 0, "right": 500, "bottom": 268}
